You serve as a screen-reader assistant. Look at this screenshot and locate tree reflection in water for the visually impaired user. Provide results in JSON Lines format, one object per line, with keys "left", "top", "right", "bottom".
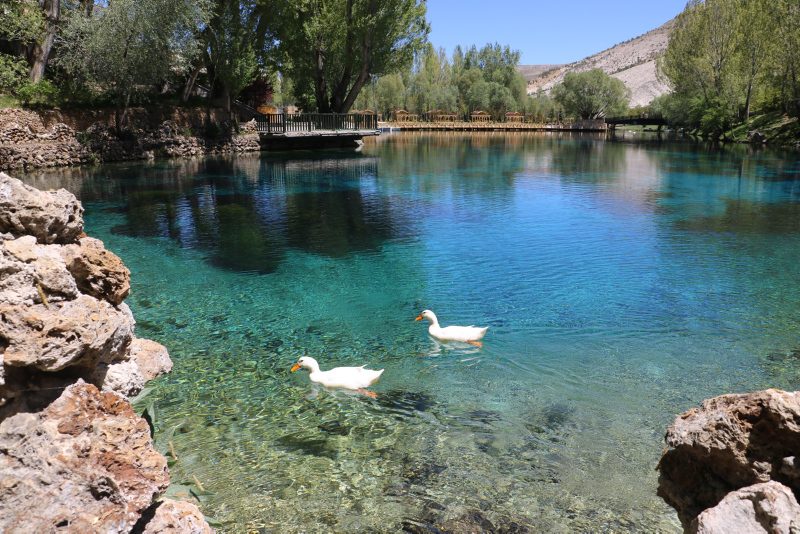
{"left": 55, "top": 153, "right": 405, "bottom": 274}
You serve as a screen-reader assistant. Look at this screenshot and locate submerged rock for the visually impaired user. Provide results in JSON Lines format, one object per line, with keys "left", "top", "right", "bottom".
{"left": 658, "top": 389, "right": 800, "bottom": 528}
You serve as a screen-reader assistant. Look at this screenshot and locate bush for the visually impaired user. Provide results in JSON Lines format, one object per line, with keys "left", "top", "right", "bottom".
{"left": 0, "top": 53, "right": 29, "bottom": 91}
{"left": 15, "top": 79, "right": 59, "bottom": 106}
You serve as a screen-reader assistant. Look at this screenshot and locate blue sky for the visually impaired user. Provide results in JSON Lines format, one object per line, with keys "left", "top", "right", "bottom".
{"left": 425, "top": 0, "right": 689, "bottom": 65}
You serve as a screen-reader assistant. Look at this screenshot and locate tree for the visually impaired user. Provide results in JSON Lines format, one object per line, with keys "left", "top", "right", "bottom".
{"left": 0, "top": 0, "right": 46, "bottom": 85}
{"left": 278, "top": 0, "right": 429, "bottom": 113}
{"left": 770, "top": 0, "right": 800, "bottom": 115}
{"left": 736, "top": 0, "right": 772, "bottom": 119}
{"left": 206, "top": 0, "right": 261, "bottom": 126}
{"left": 551, "top": 69, "right": 631, "bottom": 119}
{"left": 374, "top": 73, "right": 405, "bottom": 115}
{"left": 658, "top": 0, "right": 743, "bottom": 127}
{"left": 27, "top": 0, "right": 58, "bottom": 82}
{"left": 57, "top": 0, "right": 206, "bottom": 134}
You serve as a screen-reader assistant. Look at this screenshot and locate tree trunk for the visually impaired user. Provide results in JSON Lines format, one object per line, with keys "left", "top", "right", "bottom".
{"left": 744, "top": 81, "right": 753, "bottom": 121}
{"left": 336, "top": 23, "right": 374, "bottom": 114}
{"left": 79, "top": 0, "right": 92, "bottom": 16}
{"left": 315, "top": 41, "right": 331, "bottom": 113}
{"left": 330, "top": 0, "right": 355, "bottom": 112}
{"left": 28, "top": 0, "right": 59, "bottom": 83}
{"left": 115, "top": 92, "right": 132, "bottom": 136}
{"left": 182, "top": 64, "right": 202, "bottom": 102}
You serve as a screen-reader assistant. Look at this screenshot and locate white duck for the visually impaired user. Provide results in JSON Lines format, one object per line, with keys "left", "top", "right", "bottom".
{"left": 415, "top": 310, "right": 488, "bottom": 347}
{"left": 290, "top": 356, "right": 383, "bottom": 397}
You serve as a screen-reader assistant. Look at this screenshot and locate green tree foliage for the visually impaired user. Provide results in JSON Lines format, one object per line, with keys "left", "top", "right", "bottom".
{"left": 277, "top": 0, "right": 429, "bottom": 113}
{"left": 367, "top": 41, "right": 533, "bottom": 120}
{"left": 551, "top": 69, "right": 631, "bottom": 119}
{"left": 0, "top": 0, "right": 45, "bottom": 43}
{"left": 0, "top": 53, "right": 30, "bottom": 90}
{"left": 0, "top": 0, "right": 46, "bottom": 85}
{"left": 56, "top": 0, "right": 207, "bottom": 133}
{"left": 659, "top": 0, "right": 800, "bottom": 132}
{"left": 206, "top": 0, "right": 262, "bottom": 124}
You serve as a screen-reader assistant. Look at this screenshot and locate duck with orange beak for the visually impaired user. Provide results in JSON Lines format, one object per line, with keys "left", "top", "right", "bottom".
{"left": 291, "top": 356, "right": 383, "bottom": 397}
{"left": 415, "top": 310, "right": 488, "bottom": 347}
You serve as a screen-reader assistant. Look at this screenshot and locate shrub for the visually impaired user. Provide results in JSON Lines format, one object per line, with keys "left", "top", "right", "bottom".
{"left": 0, "top": 53, "right": 29, "bottom": 91}
{"left": 15, "top": 79, "right": 59, "bottom": 106}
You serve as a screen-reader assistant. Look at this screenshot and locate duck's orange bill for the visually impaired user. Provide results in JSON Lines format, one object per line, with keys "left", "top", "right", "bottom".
{"left": 414, "top": 315, "right": 423, "bottom": 321}
{"left": 290, "top": 363, "right": 300, "bottom": 372}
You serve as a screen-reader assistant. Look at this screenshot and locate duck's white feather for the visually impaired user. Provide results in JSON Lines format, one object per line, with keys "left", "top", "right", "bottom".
{"left": 292, "top": 357, "right": 383, "bottom": 390}
{"left": 416, "top": 310, "right": 488, "bottom": 343}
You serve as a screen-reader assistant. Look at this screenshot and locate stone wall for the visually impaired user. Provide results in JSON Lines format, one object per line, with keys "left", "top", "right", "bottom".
{"left": 0, "top": 107, "right": 260, "bottom": 171}
{"left": 0, "top": 172, "right": 213, "bottom": 533}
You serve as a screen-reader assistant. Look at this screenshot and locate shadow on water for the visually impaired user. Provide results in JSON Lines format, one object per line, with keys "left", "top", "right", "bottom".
{"left": 675, "top": 198, "right": 800, "bottom": 235}
{"left": 30, "top": 153, "right": 416, "bottom": 274}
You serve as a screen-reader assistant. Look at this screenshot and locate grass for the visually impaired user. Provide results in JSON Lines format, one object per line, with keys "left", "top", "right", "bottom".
{"left": 728, "top": 111, "right": 800, "bottom": 145}
{"left": 0, "top": 94, "right": 22, "bottom": 108}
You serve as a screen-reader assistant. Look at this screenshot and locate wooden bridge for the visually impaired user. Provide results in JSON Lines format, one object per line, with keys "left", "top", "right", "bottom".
{"left": 604, "top": 114, "right": 668, "bottom": 129}
{"left": 255, "top": 113, "right": 377, "bottom": 134}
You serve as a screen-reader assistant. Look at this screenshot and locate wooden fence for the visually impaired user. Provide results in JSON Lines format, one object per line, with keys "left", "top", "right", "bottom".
{"left": 256, "top": 113, "right": 378, "bottom": 133}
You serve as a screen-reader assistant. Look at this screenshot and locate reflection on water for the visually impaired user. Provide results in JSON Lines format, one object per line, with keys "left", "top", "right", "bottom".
{"left": 18, "top": 132, "right": 800, "bottom": 532}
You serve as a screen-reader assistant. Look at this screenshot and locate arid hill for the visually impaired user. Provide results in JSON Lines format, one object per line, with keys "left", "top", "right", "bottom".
{"left": 518, "top": 18, "right": 674, "bottom": 108}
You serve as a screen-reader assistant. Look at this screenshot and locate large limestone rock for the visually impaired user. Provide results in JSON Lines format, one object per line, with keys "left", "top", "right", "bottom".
{"left": 0, "top": 295, "right": 134, "bottom": 372}
{"left": 59, "top": 236, "right": 131, "bottom": 305}
{"left": 0, "top": 172, "right": 83, "bottom": 243}
{"left": 0, "top": 173, "right": 211, "bottom": 532}
{"left": 690, "top": 481, "right": 800, "bottom": 534}
{"left": 0, "top": 235, "right": 80, "bottom": 307}
{"left": 658, "top": 389, "right": 800, "bottom": 528}
{"left": 89, "top": 337, "right": 172, "bottom": 398}
{"left": 0, "top": 382, "right": 170, "bottom": 532}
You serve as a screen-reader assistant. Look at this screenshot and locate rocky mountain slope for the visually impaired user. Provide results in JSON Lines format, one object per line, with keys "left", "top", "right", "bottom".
{"left": 518, "top": 18, "right": 674, "bottom": 108}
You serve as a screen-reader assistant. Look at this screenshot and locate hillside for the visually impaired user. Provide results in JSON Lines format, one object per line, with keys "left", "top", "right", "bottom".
{"left": 518, "top": 18, "right": 674, "bottom": 108}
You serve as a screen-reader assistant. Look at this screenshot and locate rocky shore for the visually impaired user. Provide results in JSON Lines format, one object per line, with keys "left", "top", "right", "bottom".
{"left": 658, "top": 389, "right": 800, "bottom": 533}
{"left": 0, "top": 172, "right": 213, "bottom": 532}
{"left": 0, "top": 107, "right": 260, "bottom": 171}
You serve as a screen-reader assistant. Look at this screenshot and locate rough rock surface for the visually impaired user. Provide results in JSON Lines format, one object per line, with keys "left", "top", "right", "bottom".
{"left": 0, "top": 174, "right": 212, "bottom": 532}
{"left": 0, "top": 382, "right": 169, "bottom": 532}
{"left": 0, "top": 171, "right": 84, "bottom": 243}
{"left": 0, "top": 235, "right": 80, "bottom": 306}
{"left": 60, "top": 236, "right": 131, "bottom": 305}
{"left": 127, "top": 337, "right": 173, "bottom": 382}
{"left": 0, "top": 295, "right": 134, "bottom": 371}
{"left": 690, "top": 481, "right": 800, "bottom": 534}
{"left": 658, "top": 389, "right": 800, "bottom": 528}
{"left": 137, "top": 499, "right": 215, "bottom": 534}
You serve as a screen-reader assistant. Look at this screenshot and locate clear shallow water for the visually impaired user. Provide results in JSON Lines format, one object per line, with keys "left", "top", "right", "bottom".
{"left": 20, "top": 131, "right": 800, "bottom": 532}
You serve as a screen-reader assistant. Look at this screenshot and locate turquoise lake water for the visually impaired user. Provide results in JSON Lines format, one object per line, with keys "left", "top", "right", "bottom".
{"left": 20, "top": 131, "right": 800, "bottom": 532}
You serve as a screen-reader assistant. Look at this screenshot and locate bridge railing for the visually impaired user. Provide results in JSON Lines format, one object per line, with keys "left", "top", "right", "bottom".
{"left": 256, "top": 113, "right": 378, "bottom": 133}
{"left": 604, "top": 113, "right": 665, "bottom": 124}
